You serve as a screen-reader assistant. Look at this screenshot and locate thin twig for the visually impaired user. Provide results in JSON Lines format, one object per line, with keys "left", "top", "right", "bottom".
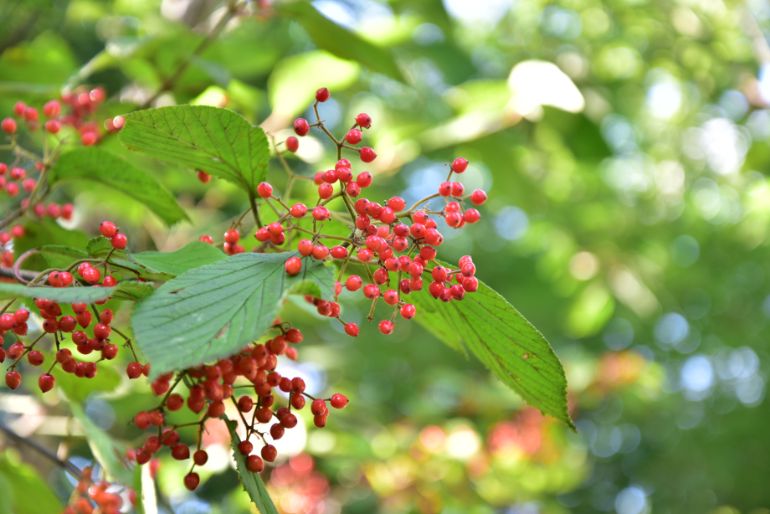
{"left": 0, "top": 422, "right": 82, "bottom": 478}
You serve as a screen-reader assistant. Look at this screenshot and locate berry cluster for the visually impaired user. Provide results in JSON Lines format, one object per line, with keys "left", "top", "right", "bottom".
{"left": 2, "top": 88, "right": 123, "bottom": 145}
{"left": 258, "top": 87, "right": 486, "bottom": 336}
{"left": 62, "top": 466, "right": 129, "bottom": 514}
{"left": 128, "top": 324, "right": 347, "bottom": 491}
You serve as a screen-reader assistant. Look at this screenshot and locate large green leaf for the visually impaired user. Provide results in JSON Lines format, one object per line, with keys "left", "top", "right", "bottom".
{"left": 0, "top": 283, "right": 114, "bottom": 302}
{"left": 132, "top": 253, "right": 335, "bottom": 377}
{"left": 411, "top": 274, "right": 573, "bottom": 428}
{"left": 279, "top": 3, "right": 404, "bottom": 82}
{"left": 227, "top": 421, "right": 279, "bottom": 514}
{"left": 120, "top": 105, "right": 269, "bottom": 192}
{"left": 50, "top": 148, "right": 188, "bottom": 225}
{"left": 132, "top": 241, "right": 226, "bottom": 276}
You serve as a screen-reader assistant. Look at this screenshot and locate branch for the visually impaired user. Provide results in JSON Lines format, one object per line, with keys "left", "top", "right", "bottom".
{"left": 141, "top": 1, "right": 241, "bottom": 108}
{"left": 0, "top": 266, "right": 37, "bottom": 282}
{"left": 0, "top": 422, "right": 82, "bottom": 478}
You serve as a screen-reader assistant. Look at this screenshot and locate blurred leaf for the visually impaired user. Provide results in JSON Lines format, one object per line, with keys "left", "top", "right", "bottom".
{"left": 0, "top": 32, "right": 76, "bottom": 85}
{"left": 132, "top": 253, "right": 334, "bottom": 377}
{"left": 268, "top": 51, "right": 359, "bottom": 117}
{"left": 69, "top": 403, "right": 132, "bottom": 483}
{"left": 566, "top": 283, "right": 614, "bottom": 338}
{"left": 411, "top": 270, "right": 573, "bottom": 428}
{"left": 15, "top": 221, "right": 90, "bottom": 271}
{"left": 0, "top": 283, "right": 114, "bottom": 302}
{"left": 279, "top": 3, "right": 404, "bottom": 82}
{"left": 132, "top": 241, "right": 226, "bottom": 276}
{"left": 0, "top": 451, "right": 61, "bottom": 514}
{"left": 55, "top": 363, "right": 121, "bottom": 403}
{"left": 50, "top": 148, "right": 189, "bottom": 225}
{"left": 120, "top": 105, "right": 269, "bottom": 192}
{"left": 227, "top": 421, "right": 279, "bottom": 514}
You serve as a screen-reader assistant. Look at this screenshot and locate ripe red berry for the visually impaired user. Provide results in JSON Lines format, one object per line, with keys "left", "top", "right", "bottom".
{"left": 470, "top": 189, "right": 488, "bottom": 205}
{"left": 257, "top": 181, "right": 273, "bottom": 198}
{"left": 111, "top": 233, "right": 127, "bottom": 249}
{"left": 286, "top": 136, "right": 299, "bottom": 152}
{"left": 355, "top": 112, "right": 372, "bottom": 128}
{"left": 224, "top": 229, "right": 240, "bottom": 244}
{"left": 238, "top": 440, "right": 253, "bottom": 455}
{"left": 400, "top": 303, "right": 416, "bottom": 319}
{"left": 290, "top": 203, "right": 307, "bottom": 218}
{"left": 463, "top": 208, "right": 481, "bottom": 223}
{"left": 293, "top": 118, "right": 310, "bottom": 136}
{"left": 330, "top": 393, "right": 348, "bottom": 409}
{"left": 344, "top": 322, "right": 359, "bottom": 337}
{"left": 1, "top": 118, "right": 17, "bottom": 134}
{"left": 284, "top": 256, "right": 302, "bottom": 276}
{"left": 127, "top": 362, "right": 143, "bottom": 379}
{"left": 315, "top": 87, "right": 330, "bottom": 102}
{"left": 197, "top": 170, "right": 211, "bottom": 183}
{"left": 378, "top": 320, "right": 394, "bottom": 335}
{"left": 5, "top": 370, "right": 21, "bottom": 389}
{"left": 261, "top": 444, "right": 277, "bottom": 462}
{"left": 312, "top": 206, "right": 331, "bottom": 221}
{"left": 45, "top": 120, "right": 61, "bottom": 134}
{"left": 99, "top": 221, "right": 117, "bottom": 238}
{"left": 246, "top": 454, "right": 265, "bottom": 472}
{"left": 27, "top": 350, "right": 44, "bottom": 366}
{"left": 345, "top": 275, "right": 363, "bottom": 291}
{"left": 193, "top": 449, "right": 209, "bottom": 466}
{"left": 184, "top": 472, "right": 200, "bottom": 491}
{"left": 345, "top": 128, "right": 362, "bottom": 144}
{"left": 43, "top": 100, "right": 61, "bottom": 118}
{"left": 359, "top": 147, "right": 377, "bottom": 163}
{"left": 172, "top": 444, "right": 190, "bottom": 460}
{"left": 451, "top": 157, "right": 469, "bottom": 173}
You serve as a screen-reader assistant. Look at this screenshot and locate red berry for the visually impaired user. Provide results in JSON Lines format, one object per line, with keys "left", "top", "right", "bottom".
{"left": 284, "top": 256, "right": 302, "bottom": 276}
{"left": 193, "top": 449, "right": 208, "bottom": 466}
{"left": 45, "top": 120, "right": 61, "bottom": 134}
{"left": 261, "top": 444, "right": 277, "bottom": 462}
{"left": 99, "top": 221, "right": 117, "bottom": 238}
{"left": 463, "top": 208, "right": 481, "bottom": 223}
{"left": 224, "top": 228, "right": 240, "bottom": 244}
{"left": 359, "top": 147, "right": 377, "bottom": 163}
{"left": 470, "top": 189, "right": 488, "bottom": 205}
{"left": 293, "top": 118, "right": 310, "bottom": 136}
{"left": 27, "top": 350, "right": 44, "bottom": 366}
{"left": 171, "top": 444, "right": 190, "bottom": 460}
{"left": 257, "top": 181, "right": 273, "bottom": 198}
{"left": 246, "top": 455, "right": 264, "bottom": 472}
{"left": 1, "top": 118, "right": 17, "bottom": 134}
{"left": 197, "top": 170, "right": 211, "bottom": 183}
{"left": 290, "top": 203, "right": 307, "bottom": 218}
{"left": 127, "top": 362, "right": 143, "bottom": 379}
{"left": 312, "top": 206, "right": 330, "bottom": 221}
{"left": 378, "top": 320, "right": 394, "bottom": 335}
{"left": 5, "top": 370, "right": 21, "bottom": 389}
{"left": 286, "top": 136, "right": 299, "bottom": 152}
{"left": 400, "top": 303, "right": 416, "bottom": 319}
{"left": 345, "top": 275, "right": 362, "bottom": 291}
{"left": 345, "top": 128, "right": 362, "bottom": 144}
{"left": 315, "top": 87, "right": 330, "bottom": 102}
{"left": 111, "top": 233, "right": 127, "bottom": 249}
{"left": 355, "top": 112, "right": 372, "bottom": 128}
{"left": 238, "top": 396, "right": 253, "bottom": 412}
{"left": 344, "top": 322, "right": 359, "bottom": 337}
{"left": 238, "top": 440, "right": 253, "bottom": 455}
{"left": 184, "top": 472, "right": 200, "bottom": 491}
{"left": 330, "top": 393, "right": 348, "bottom": 409}
{"left": 451, "top": 157, "right": 469, "bottom": 173}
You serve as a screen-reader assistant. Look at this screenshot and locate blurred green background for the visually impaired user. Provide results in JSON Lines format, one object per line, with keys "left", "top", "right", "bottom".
{"left": 1, "top": 0, "right": 769, "bottom": 513}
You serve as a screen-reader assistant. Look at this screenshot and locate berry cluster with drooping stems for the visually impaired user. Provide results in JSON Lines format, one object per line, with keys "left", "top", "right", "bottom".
{"left": 61, "top": 466, "right": 132, "bottom": 514}
{"left": 128, "top": 322, "right": 348, "bottom": 491}
{"left": 250, "top": 87, "right": 487, "bottom": 336}
{"left": 2, "top": 218, "right": 142, "bottom": 394}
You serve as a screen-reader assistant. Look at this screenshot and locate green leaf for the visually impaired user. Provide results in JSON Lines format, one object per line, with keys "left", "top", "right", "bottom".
{"left": 132, "top": 253, "right": 334, "bottom": 377}
{"left": 227, "top": 421, "right": 279, "bottom": 514}
{"left": 279, "top": 3, "right": 404, "bottom": 82}
{"left": 50, "top": 148, "right": 188, "bottom": 225}
{"left": 54, "top": 364, "right": 121, "bottom": 403}
{"left": 120, "top": 105, "right": 269, "bottom": 192}
{"left": 0, "top": 283, "right": 114, "bottom": 303}
{"left": 0, "top": 451, "right": 62, "bottom": 514}
{"left": 113, "top": 281, "right": 156, "bottom": 301}
{"left": 411, "top": 273, "right": 573, "bottom": 428}
{"left": 132, "top": 241, "right": 227, "bottom": 276}
{"left": 69, "top": 403, "right": 132, "bottom": 483}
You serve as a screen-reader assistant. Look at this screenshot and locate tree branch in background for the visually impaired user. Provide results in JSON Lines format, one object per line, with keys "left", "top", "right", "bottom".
{"left": 0, "top": 421, "right": 82, "bottom": 478}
